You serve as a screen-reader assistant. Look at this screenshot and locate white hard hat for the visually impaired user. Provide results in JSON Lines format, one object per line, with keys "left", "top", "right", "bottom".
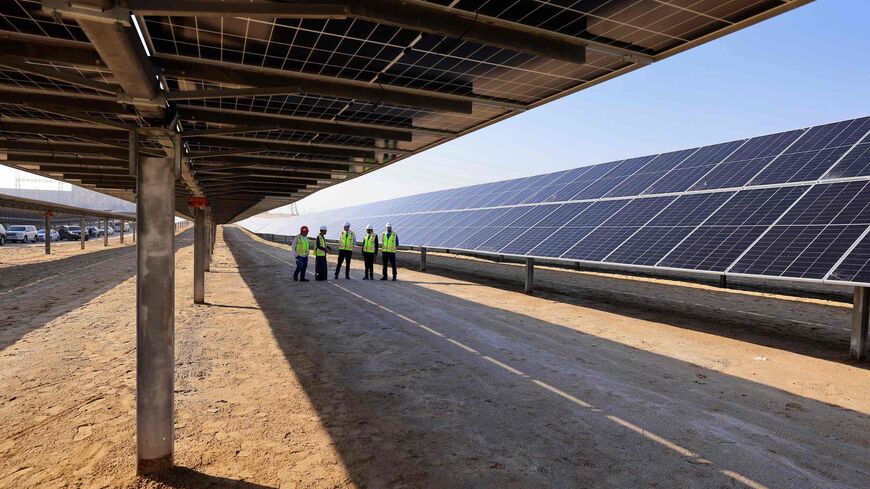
{"left": 366, "top": 224, "right": 373, "bottom": 230}
{"left": 343, "top": 221, "right": 350, "bottom": 227}
{"left": 320, "top": 225, "right": 327, "bottom": 231}
{"left": 385, "top": 222, "right": 392, "bottom": 228}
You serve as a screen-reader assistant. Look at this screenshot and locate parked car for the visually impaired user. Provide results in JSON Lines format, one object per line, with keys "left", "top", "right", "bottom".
{"left": 0, "top": 225, "right": 5, "bottom": 245}
{"left": 105, "top": 226, "right": 114, "bottom": 235}
{"left": 37, "top": 228, "right": 60, "bottom": 242}
{"left": 59, "top": 225, "right": 89, "bottom": 241}
{"left": 86, "top": 226, "right": 99, "bottom": 238}
{"left": 6, "top": 225, "right": 38, "bottom": 243}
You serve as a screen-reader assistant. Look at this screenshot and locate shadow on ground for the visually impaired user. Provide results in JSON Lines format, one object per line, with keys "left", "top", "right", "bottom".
{"left": 390, "top": 249, "right": 861, "bottom": 368}
{"left": 0, "top": 229, "right": 193, "bottom": 351}
{"left": 221, "top": 227, "right": 870, "bottom": 488}
{"left": 142, "top": 467, "right": 276, "bottom": 489}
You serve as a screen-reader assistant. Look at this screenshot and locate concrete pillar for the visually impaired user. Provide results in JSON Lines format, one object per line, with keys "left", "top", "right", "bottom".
{"left": 80, "top": 216, "right": 85, "bottom": 250}
{"left": 524, "top": 257, "right": 534, "bottom": 294}
{"left": 204, "top": 208, "right": 212, "bottom": 272}
{"left": 136, "top": 157, "right": 175, "bottom": 474}
{"left": 852, "top": 286, "right": 869, "bottom": 361}
{"left": 719, "top": 274, "right": 727, "bottom": 288}
{"left": 103, "top": 218, "right": 109, "bottom": 246}
{"left": 420, "top": 247, "right": 427, "bottom": 272}
{"left": 120, "top": 219, "right": 125, "bottom": 244}
{"left": 44, "top": 213, "right": 51, "bottom": 255}
{"left": 193, "top": 207, "right": 206, "bottom": 304}
{"left": 132, "top": 222, "right": 136, "bottom": 243}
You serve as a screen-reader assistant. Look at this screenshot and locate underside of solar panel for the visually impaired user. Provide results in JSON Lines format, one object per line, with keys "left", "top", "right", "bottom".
{"left": 244, "top": 115, "right": 870, "bottom": 286}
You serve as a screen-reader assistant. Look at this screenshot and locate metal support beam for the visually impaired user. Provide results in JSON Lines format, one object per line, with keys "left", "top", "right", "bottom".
{"left": 420, "top": 247, "right": 427, "bottom": 272}
{"left": 104, "top": 218, "right": 109, "bottom": 246}
{"left": 136, "top": 157, "right": 176, "bottom": 474}
{"left": 193, "top": 207, "right": 205, "bottom": 304}
{"left": 524, "top": 257, "right": 534, "bottom": 294}
{"left": 156, "top": 57, "right": 478, "bottom": 113}
{"left": 44, "top": 213, "right": 51, "bottom": 255}
{"left": 852, "top": 286, "right": 869, "bottom": 361}
{"left": 719, "top": 274, "right": 727, "bottom": 289}
{"left": 80, "top": 216, "right": 85, "bottom": 250}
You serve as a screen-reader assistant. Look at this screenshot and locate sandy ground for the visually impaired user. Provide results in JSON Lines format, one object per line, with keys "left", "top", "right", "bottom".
{"left": 0, "top": 225, "right": 868, "bottom": 488}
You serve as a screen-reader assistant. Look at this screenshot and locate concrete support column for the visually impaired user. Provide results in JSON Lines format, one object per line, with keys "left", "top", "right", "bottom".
{"left": 193, "top": 207, "right": 206, "bottom": 304}
{"left": 420, "top": 247, "right": 427, "bottom": 272}
{"left": 103, "top": 218, "right": 109, "bottom": 246}
{"left": 44, "top": 213, "right": 51, "bottom": 255}
{"left": 852, "top": 286, "right": 869, "bottom": 361}
{"left": 120, "top": 220, "right": 125, "bottom": 244}
{"left": 80, "top": 216, "right": 85, "bottom": 250}
{"left": 204, "top": 208, "right": 213, "bottom": 272}
{"left": 136, "top": 157, "right": 176, "bottom": 474}
{"left": 524, "top": 257, "right": 534, "bottom": 294}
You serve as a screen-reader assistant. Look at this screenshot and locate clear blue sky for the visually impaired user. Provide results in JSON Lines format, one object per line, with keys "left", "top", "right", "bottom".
{"left": 286, "top": 0, "right": 870, "bottom": 214}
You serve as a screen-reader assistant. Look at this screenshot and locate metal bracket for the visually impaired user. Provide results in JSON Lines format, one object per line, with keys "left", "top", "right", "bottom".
{"left": 41, "top": 0, "right": 132, "bottom": 26}
{"left": 117, "top": 93, "right": 168, "bottom": 108}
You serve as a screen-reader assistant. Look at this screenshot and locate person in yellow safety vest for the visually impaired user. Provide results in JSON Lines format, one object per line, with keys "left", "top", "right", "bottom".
{"left": 361, "top": 224, "right": 379, "bottom": 280}
{"left": 290, "top": 225, "right": 310, "bottom": 282}
{"left": 335, "top": 221, "right": 355, "bottom": 279}
{"left": 381, "top": 222, "right": 399, "bottom": 281}
{"left": 315, "top": 225, "right": 331, "bottom": 281}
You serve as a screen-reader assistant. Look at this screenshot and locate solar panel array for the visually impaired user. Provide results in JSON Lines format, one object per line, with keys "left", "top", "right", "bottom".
{"left": 243, "top": 116, "right": 870, "bottom": 286}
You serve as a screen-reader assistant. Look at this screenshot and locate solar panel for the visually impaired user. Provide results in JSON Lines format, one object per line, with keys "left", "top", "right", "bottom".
{"left": 243, "top": 115, "right": 870, "bottom": 286}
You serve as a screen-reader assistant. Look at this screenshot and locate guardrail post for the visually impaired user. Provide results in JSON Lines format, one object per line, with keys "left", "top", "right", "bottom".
{"left": 44, "top": 212, "right": 51, "bottom": 254}
{"left": 80, "top": 216, "right": 85, "bottom": 250}
{"left": 524, "top": 257, "right": 534, "bottom": 294}
{"left": 852, "top": 286, "right": 869, "bottom": 361}
{"left": 136, "top": 157, "right": 175, "bottom": 474}
{"left": 420, "top": 247, "right": 427, "bottom": 271}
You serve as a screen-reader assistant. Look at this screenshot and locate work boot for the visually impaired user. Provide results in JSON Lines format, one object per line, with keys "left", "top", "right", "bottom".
{"left": 345, "top": 274, "right": 350, "bottom": 279}
{"left": 293, "top": 276, "right": 298, "bottom": 282}
{"left": 300, "top": 278, "right": 310, "bottom": 282}
{"left": 380, "top": 276, "right": 387, "bottom": 281}
{"left": 392, "top": 277, "right": 397, "bottom": 281}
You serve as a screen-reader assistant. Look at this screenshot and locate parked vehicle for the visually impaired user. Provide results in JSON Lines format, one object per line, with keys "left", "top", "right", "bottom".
{"left": 0, "top": 225, "right": 5, "bottom": 245}
{"left": 59, "top": 225, "right": 89, "bottom": 241}
{"left": 86, "top": 226, "right": 99, "bottom": 238}
{"left": 37, "top": 228, "right": 60, "bottom": 242}
{"left": 6, "top": 225, "right": 38, "bottom": 243}
{"left": 96, "top": 225, "right": 115, "bottom": 236}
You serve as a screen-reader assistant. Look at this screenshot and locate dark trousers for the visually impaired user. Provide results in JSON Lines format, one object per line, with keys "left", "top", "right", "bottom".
{"left": 382, "top": 252, "right": 397, "bottom": 279}
{"left": 363, "top": 252, "right": 375, "bottom": 278}
{"left": 315, "top": 255, "right": 328, "bottom": 281}
{"left": 293, "top": 255, "right": 308, "bottom": 280}
{"left": 336, "top": 249, "right": 352, "bottom": 277}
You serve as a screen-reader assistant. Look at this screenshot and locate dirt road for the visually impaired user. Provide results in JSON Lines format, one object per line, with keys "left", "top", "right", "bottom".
{"left": 1, "top": 225, "right": 868, "bottom": 488}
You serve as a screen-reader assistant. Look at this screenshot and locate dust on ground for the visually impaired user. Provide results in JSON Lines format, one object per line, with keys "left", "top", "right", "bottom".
{"left": 0, "top": 225, "right": 867, "bottom": 488}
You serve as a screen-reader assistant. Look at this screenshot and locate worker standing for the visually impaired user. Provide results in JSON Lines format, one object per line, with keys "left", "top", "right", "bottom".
{"left": 361, "top": 224, "right": 379, "bottom": 280}
{"left": 315, "top": 225, "right": 331, "bottom": 281}
{"left": 381, "top": 222, "right": 398, "bottom": 281}
{"left": 335, "top": 221, "right": 355, "bottom": 279}
{"left": 290, "top": 225, "right": 310, "bottom": 282}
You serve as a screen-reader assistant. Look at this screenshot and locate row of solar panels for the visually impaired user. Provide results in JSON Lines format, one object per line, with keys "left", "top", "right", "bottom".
{"left": 243, "top": 116, "right": 870, "bottom": 286}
